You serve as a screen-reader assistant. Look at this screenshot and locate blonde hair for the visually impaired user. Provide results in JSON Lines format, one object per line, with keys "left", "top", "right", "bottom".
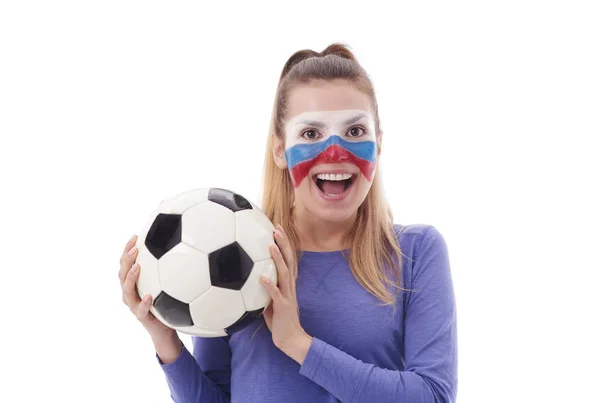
{"left": 261, "top": 43, "right": 404, "bottom": 305}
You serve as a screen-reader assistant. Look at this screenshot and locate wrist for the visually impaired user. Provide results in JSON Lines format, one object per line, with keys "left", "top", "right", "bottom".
{"left": 280, "top": 331, "right": 313, "bottom": 365}
{"left": 151, "top": 329, "right": 182, "bottom": 365}
{"left": 150, "top": 327, "right": 177, "bottom": 343}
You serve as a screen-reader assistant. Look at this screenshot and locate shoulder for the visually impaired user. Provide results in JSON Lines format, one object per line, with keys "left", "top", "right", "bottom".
{"left": 392, "top": 223, "right": 446, "bottom": 250}
{"left": 392, "top": 223, "right": 451, "bottom": 286}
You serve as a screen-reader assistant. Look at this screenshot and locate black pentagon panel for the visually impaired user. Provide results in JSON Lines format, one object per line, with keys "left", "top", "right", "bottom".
{"left": 225, "top": 308, "right": 264, "bottom": 335}
{"left": 208, "top": 188, "right": 252, "bottom": 212}
{"left": 145, "top": 213, "right": 182, "bottom": 259}
{"left": 208, "top": 242, "right": 254, "bottom": 290}
{"left": 153, "top": 291, "right": 193, "bottom": 327}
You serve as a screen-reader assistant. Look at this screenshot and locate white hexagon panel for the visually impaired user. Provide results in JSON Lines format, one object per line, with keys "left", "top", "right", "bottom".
{"left": 235, "top": 206, "right": 276, "bottom": 262}
{"left": 135, "top": 245, "right": 161, "bottom": 301}
{"left": 177, "top": 325, "right": 227, "bottom": 338}
{"left": 241, "top": 258, "right": 277, "bottom": 311}
{"left": 182, "top": 202, "right": 236, "bottom": 254}
{"left": 189, "top": 287, "right": 246, "bottom": 330}
{"left": 136, "top": 188, "right": 208, "bottom": 245}
{"left": 157, "top": 243, "right": 211, "bottom": 304}
{"left": 157, "top": 188, "right": 210, "bottom": 215}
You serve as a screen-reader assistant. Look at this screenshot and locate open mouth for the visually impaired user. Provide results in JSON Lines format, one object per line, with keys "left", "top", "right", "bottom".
{"left": 312, "top": 172, "right": 357, "bottom": 197}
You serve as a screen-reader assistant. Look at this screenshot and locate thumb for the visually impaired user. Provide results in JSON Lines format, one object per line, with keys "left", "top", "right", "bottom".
{"left": 261, "top": 275, "right": 282, "bottom": 303}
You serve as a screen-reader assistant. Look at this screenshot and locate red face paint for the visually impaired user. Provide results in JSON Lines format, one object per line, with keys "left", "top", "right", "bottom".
{"left": 289, "top": 144, "right": 376, "bottom": 187}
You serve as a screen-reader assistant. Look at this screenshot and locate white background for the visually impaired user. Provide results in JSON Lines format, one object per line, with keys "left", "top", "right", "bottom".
{"left": 1, "top": 1, "right": 598, "bottom": 402}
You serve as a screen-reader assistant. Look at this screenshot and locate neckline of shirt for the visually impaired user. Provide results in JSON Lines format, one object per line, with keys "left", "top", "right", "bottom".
{"left": 297, "top": 249, "right": 350, "bottom": 263}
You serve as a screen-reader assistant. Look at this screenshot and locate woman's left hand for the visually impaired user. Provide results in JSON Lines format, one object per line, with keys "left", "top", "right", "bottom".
{"left": 261, "top": 224, "right": 313, "bottom": 363}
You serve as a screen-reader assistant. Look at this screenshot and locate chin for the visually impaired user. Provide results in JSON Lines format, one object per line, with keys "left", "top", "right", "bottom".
{"left": 314, "top": 208, "right": 357, "bottom": 224}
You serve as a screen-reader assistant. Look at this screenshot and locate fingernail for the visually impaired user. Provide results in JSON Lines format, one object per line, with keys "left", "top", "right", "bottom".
{"left": 274, "top": 229, "right": 283, "bottom": 239}
{"left": 128, "top": 246, "right": 137, "bottom": 256}
{"left": 132, "top": 263, "right": 139, "bottom": 272}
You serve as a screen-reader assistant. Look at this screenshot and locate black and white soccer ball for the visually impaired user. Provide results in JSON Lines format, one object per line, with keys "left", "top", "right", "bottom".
{"left": 134, "top": 188, "right": 277, "bottom": 337}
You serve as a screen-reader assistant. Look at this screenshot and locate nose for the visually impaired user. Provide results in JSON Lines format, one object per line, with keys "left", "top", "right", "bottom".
{"left": 322, "top": 145, "right": 349, "bottom": 163}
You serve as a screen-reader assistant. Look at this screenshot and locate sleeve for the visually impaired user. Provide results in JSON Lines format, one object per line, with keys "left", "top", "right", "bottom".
{"left": 157, "top": 335, "right": 232, "bottom": 403}
{"left": 298, "top": 225, "right": 458, "bottom": 403}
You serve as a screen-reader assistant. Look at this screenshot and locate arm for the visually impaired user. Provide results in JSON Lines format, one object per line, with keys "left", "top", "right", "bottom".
{"left": 296, "top": 226, "right": 458, "bottom": 403}
{"left": 156, "top": 332, "right": 232, "bottom": 403}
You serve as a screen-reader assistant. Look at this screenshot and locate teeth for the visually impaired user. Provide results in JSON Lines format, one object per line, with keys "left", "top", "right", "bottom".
{"left": 316, "top": 173, "right": 353, "bottom": 181}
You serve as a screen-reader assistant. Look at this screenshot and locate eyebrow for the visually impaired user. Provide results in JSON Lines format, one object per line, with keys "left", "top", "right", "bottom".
{"left": 295, "top": 113, "right": 367, "bottom": 128}
{"left": 296, "top": 119, "right": 326, "bottom": 128}
{"left": 343, "top": 113, "right": 367, "bottom": 125}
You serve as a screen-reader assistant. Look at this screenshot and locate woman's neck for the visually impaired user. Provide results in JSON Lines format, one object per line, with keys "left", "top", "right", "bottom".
{"left": 292, "top": 205, "right": 356, "bottom": 252}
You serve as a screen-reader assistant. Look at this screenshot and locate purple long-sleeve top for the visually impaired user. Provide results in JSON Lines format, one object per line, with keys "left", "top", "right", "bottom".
{"left": 156, "top": 224, "right": 458, "bottom": 402}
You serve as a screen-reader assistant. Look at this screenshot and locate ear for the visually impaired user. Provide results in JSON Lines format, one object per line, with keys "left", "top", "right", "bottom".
{"left": 272, "top": 134, "right": 288, "bottom": 169}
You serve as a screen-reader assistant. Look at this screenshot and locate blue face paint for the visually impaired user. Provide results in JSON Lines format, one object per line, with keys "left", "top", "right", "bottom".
{"left": 284, "top": 135, "right": 377, "bottom": 187}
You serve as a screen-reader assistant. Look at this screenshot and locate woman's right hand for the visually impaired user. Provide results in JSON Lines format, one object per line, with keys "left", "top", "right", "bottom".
{"left": 119, "top": 234, "right": 175, "bottom": 340}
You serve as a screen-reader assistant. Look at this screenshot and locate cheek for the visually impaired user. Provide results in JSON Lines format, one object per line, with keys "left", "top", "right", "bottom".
{"left": 296, "top": 176, "right": 313, "bottom": 195}
{"left": 354, "top": 174, "right": 374, "bottom": 200}
{"left": 291, "top": 176, "right": 318, "bottom": 207}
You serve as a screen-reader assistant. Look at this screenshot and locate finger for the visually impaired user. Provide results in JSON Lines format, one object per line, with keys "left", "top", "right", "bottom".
{"left": 119, "top": 234, "right": 138, "bottom": 284}
{"left": 123, "top": 263, "right": 142, "bottom": 311}
{"left": 262, "top": 302, "right": 273, "bottom": 329}
{"left": 119, "top": 245, "right": 138, "bottom": 286}
{"left": 269, "top": 243, "right": 291, "bottom": 297}
{"left": 137, "top": 294, "right": 153, "bottom": 320}
{"left": 261, "top": 275, "right": 283, "bottom": 304}
{"left": 274, "top": 225, "right": 294, "bottom": 271}
{"left": 274, "top": 225, "right": 296, "bottom": 289}
{"left": 123, "top": 234, "right": 138, "bottom": 254}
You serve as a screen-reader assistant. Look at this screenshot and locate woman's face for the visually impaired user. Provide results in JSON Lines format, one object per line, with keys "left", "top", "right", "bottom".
{"left": 274, "top": 80, "right": 381, "bottom": 224}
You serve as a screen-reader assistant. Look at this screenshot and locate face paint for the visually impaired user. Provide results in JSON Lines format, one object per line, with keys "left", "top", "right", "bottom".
{"left": 283, "top": 110, "right": 377, "bottom": 187}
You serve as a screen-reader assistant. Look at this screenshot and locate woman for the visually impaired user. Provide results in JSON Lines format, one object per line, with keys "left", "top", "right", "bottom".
{"left": 119, "top": 43, "right": 458, "bottom": 403}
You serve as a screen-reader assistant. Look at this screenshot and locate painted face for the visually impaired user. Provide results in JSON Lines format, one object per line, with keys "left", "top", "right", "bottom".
{"left": 283, "top": 109, "right": 378, "bottom": 187}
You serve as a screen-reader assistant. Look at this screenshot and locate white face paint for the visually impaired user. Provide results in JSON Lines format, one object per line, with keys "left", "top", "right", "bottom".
{"left": 283, "top": 109, "right": 377, "bottom": 148}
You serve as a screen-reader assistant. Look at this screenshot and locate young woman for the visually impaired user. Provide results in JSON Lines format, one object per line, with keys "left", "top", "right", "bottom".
{"left": 119, "top": 43, "right": 458, "bottom": 403}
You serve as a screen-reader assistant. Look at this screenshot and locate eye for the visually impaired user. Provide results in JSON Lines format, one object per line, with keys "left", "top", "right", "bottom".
{"left": 301, "top": 129, "right": 320, "bottom": 140}
{"left": 347, "top": 126, "right": 366, "bottom": 138}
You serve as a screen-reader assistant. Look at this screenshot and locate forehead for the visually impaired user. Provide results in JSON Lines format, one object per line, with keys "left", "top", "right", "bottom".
{"left": 285, "top": 109, "right": 373, "bottom": 129}
{"left": 284, "top": 80, "right": 372, "bottom": 121}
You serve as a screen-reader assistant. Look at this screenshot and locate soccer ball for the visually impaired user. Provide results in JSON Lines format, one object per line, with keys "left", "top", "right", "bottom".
{"left": 134, "top": 187, "right": 277, "bottom": 337}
